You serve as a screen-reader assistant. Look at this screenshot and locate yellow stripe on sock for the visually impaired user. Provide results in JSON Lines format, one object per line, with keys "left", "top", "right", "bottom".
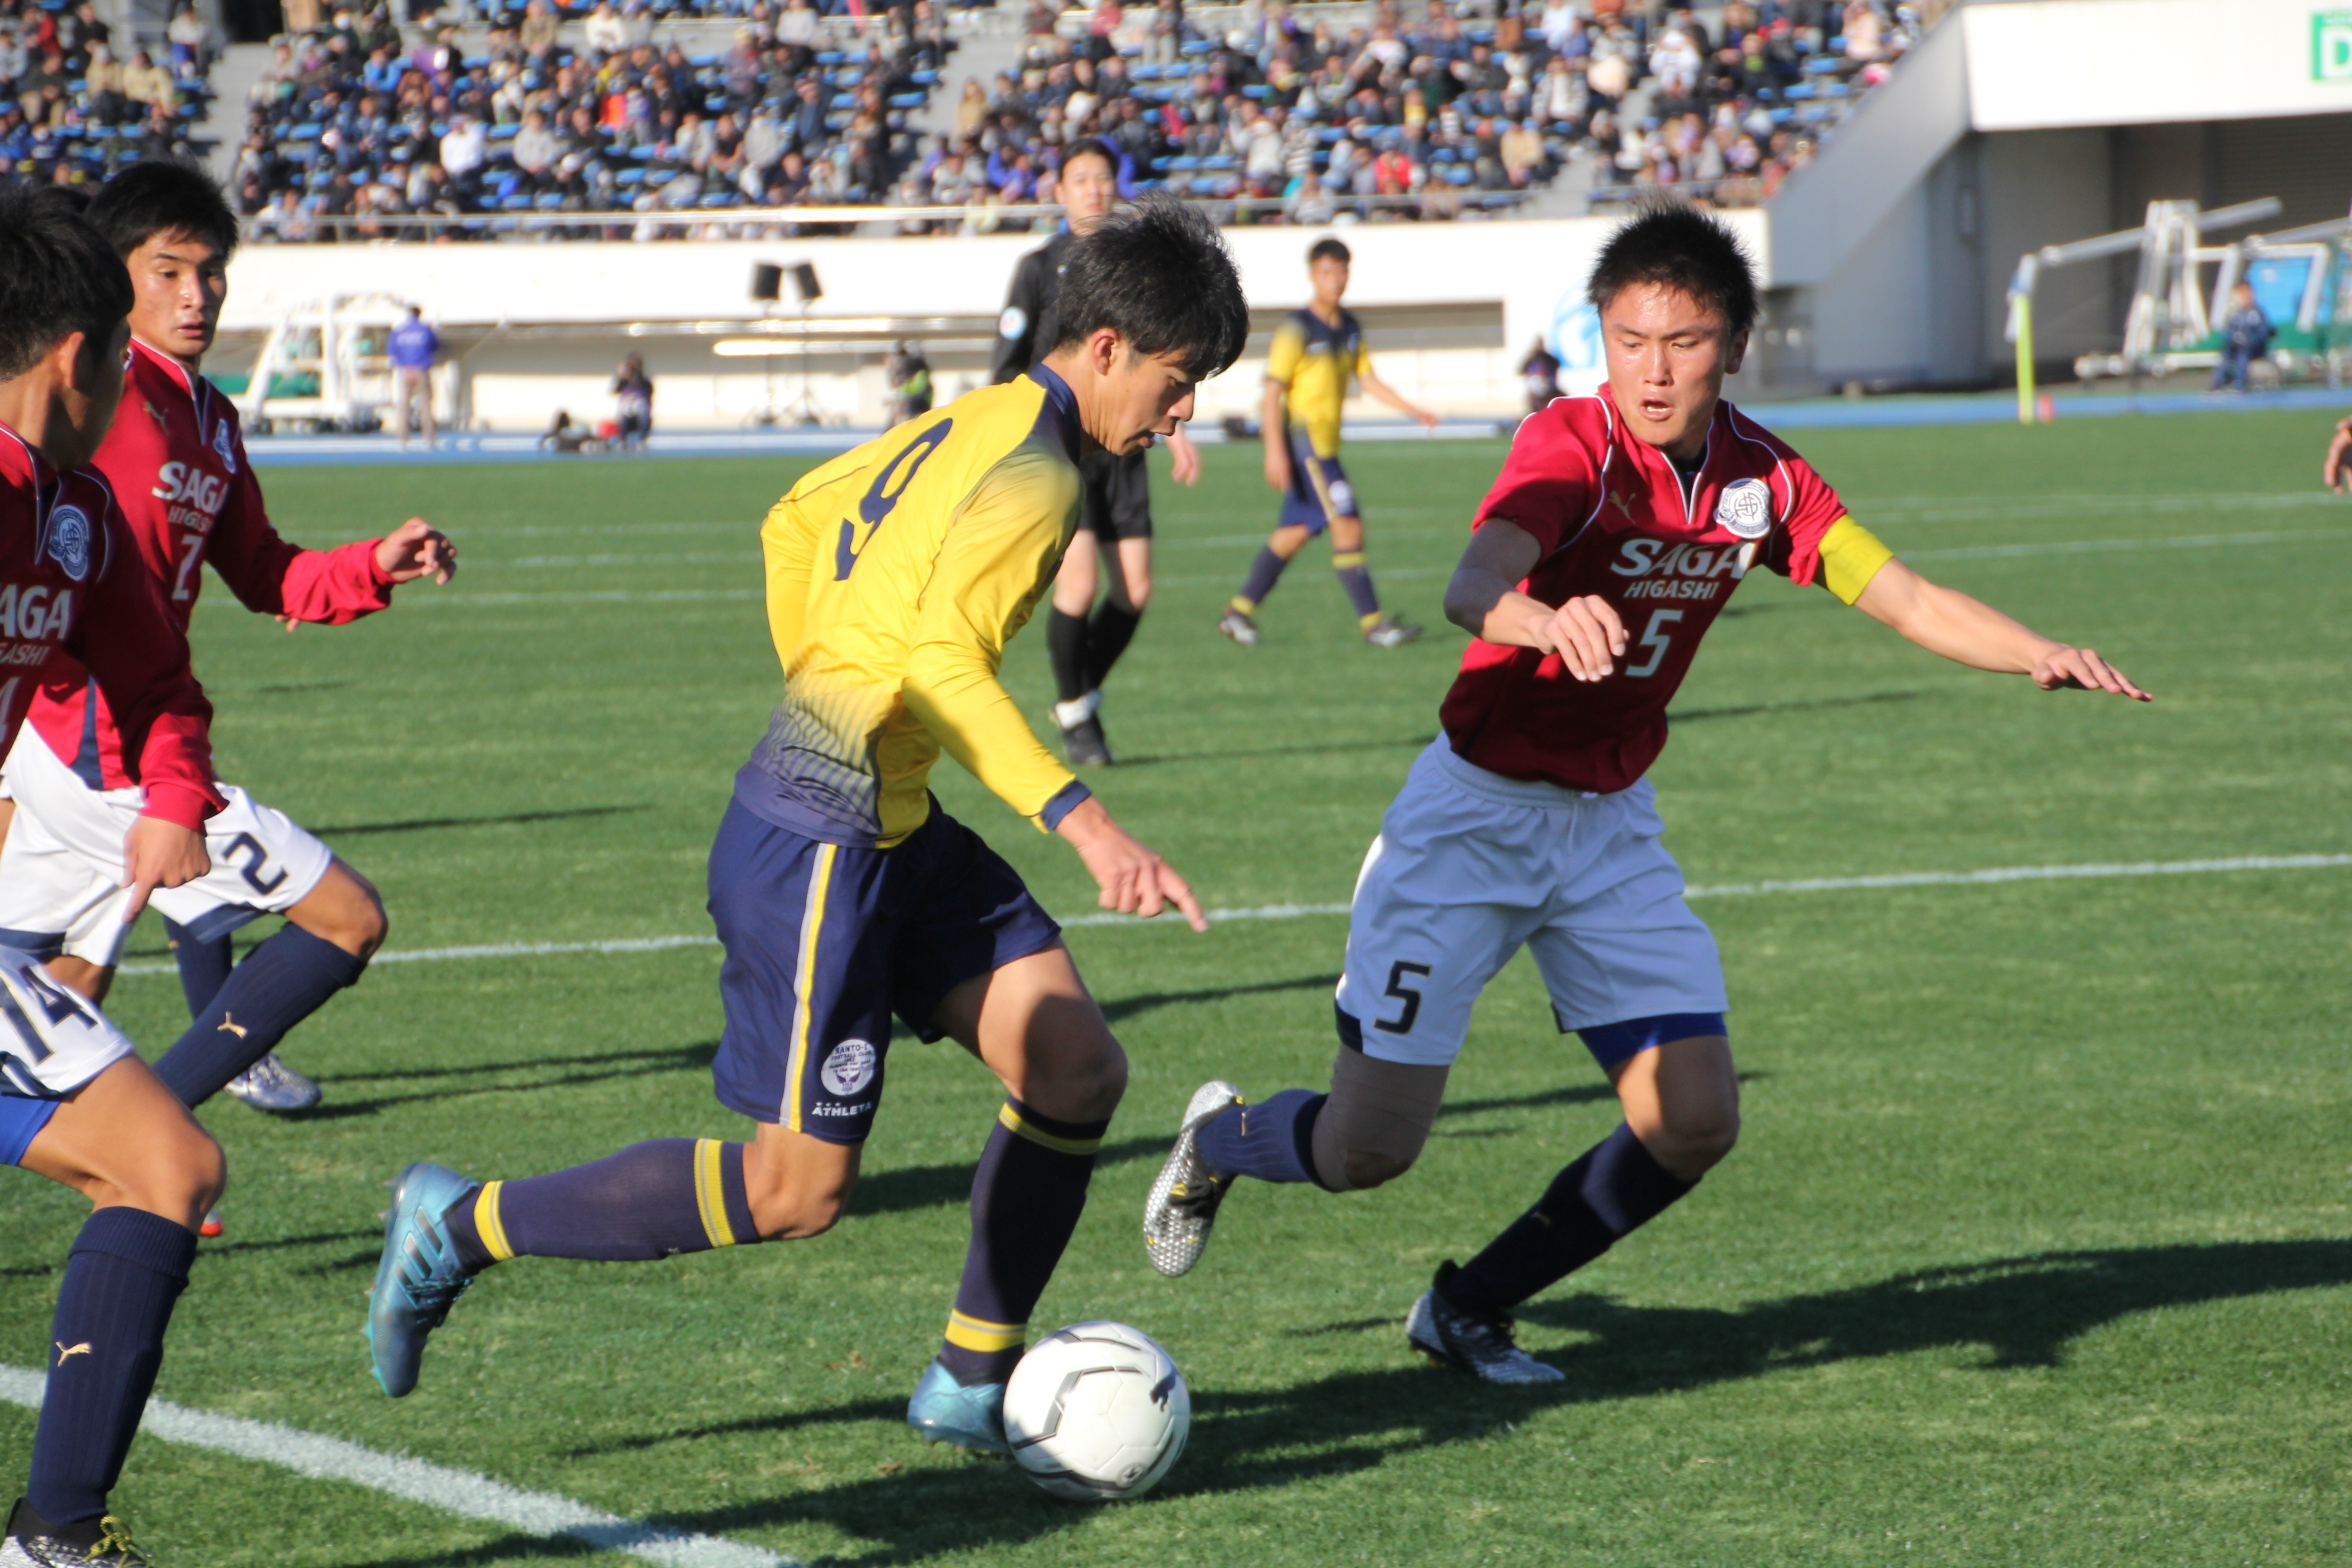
{"left": 692, "top": 1138, "right": 737, "bottom": 1249}
{"left": 1332, "top": 551, "right": 1367, "bottom": 569}
{"left": 1229, "top": 594, "right": 1258, "bottom": 614}
{"left": 473, "top": 1181, "right": 514, "bottom": 1262}
{"left": 782, "top": 843, "right": 839, "bottom": 1133}
{"left": 997, "top": 1101, "right": 1103, "bottom": 1156}
{"left": 944, "top": 1310, "right": 1027, "bottom": 1352}
{"left": 1359, "top": 611, "right": 1386, "bottom": 632}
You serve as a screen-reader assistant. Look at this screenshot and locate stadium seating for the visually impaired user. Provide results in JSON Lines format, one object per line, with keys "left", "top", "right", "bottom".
{"left": 0, "top": 0, "right": 1931, "bottom": 234}
{"left": 0, "top": 0, "right": 219, "bottom": 186}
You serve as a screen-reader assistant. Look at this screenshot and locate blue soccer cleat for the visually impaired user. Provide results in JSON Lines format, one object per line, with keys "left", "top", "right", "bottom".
{"left": 905, "top": 1357, "right": 1009, "bottom": 1455}
{"left": 366, "top": 1161, "right": 481, "bottom": 1398}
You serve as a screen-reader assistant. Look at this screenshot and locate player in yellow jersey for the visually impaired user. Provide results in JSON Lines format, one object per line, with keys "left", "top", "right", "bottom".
{"left": 365, "top": 201, "right": 1252, "bottom": 1459}
{"left": 1220, "top": 236, "right": 1440, "bottom": 647}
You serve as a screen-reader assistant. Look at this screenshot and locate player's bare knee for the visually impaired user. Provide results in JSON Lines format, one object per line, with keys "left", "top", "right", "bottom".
{"left": 1644, "top": 1098, "right": 1739, "bottom": 1176}
{"left": 744, "top": 1171, "right": 852, "bottom": 1241}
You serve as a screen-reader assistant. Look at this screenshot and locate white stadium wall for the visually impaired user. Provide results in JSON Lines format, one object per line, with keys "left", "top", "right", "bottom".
{"left": 218, "top": 214, "right": 1771, "bottom": 432}
{"left": 1767, "top": 0, "right": 2352, "bottom": 392}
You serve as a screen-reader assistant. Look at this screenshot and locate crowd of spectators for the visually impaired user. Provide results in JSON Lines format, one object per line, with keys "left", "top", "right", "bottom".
{"left": 228, "top": 0, "right": 957, "bottom": 237}
{"left": 8, "top": 0, "right": 1939, "bottom": 237}
{"left": 1, "top": 0, "right": 216, "bottom": 191}
{"left": 917, "top": 0, "right": 1933, "bottom": 225}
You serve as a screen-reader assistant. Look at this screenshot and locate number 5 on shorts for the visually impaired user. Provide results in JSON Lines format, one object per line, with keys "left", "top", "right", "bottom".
{"left": 1374, "top": 960, "right": 1432, "bottom": 1035}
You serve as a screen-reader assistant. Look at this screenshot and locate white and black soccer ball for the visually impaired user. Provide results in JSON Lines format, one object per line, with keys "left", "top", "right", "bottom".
{"left": 1003, "top": 1321, "right": 1190, "bottom": 1502}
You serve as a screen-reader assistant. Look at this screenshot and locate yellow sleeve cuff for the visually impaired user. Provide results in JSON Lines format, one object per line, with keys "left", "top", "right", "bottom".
{"left": 1820, "top": 516, "right": 1895, "bottom": 606}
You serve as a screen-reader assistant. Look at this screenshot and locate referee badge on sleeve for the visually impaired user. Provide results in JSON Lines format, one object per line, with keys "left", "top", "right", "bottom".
{"left": 1714, "top": 477, "right": 1773, "bottom": 539}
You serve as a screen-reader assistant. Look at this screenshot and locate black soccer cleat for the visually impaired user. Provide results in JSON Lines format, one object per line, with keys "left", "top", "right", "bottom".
{"left": 1405, "top": 1262, "right": 1565, "bottom": 1385}
{"left": 1060, "top": 714, "right": 1113, "bottom": 768}
{"left": 5, "top": 1498, "right": 156, "bottom": 1565}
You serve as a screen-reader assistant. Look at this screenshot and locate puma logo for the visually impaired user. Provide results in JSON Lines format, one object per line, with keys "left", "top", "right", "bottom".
{"left": 54, "top": 1342, "right": 91, "bottom": 1365}
{"left": 1607, "top": 488, "right": 1640, "bottom": 519}
{"left": 217, "top": 1015, "right": 248, "bottom": 1039}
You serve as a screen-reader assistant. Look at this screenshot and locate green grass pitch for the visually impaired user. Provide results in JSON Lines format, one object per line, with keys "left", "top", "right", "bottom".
{"left": 2, "top": 407, "right": 2348, "bottom": 1566}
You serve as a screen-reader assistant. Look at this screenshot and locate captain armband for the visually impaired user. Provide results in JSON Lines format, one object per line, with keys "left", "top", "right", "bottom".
{"left": 1818, "top": 516, "right": 1895, "bottom": 606}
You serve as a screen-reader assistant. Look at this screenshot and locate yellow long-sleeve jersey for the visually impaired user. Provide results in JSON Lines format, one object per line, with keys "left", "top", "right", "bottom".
{"left": 733, "top": 367, "right": 1091, "bottom": 848}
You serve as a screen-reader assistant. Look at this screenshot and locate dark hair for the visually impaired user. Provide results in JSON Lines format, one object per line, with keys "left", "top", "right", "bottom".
{"left": 1060, "top": 137, "right": 1119, "bottom": 174}
{"left": 1585, "top": 200, "right": 1758, "bottom": 338}
{"left": 0, "top": 189, "right": 133, "bottom": 381}
{"left": 1052, "top": 195, "right": 1249, "bottom": 380}
{"left": 1307, "top": 236, "right": 1350, "bottom": 266}
{"left": 86, "top": 159, "right": 239, "bottom": 261}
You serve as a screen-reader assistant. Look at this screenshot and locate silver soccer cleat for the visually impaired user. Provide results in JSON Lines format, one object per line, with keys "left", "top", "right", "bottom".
{"left": 1406, "top": 1262, "right": 1565, "bottom": 1385}
{"left": 1142, "top": 1080, "right": 1244, "bottom": 1278}
{"left": 1363, "top": 614, "right": 1423, "bottom": 648}
{"left": 223, "top": 1053, "right": 321, "bottom": 1112}
{"left": 1216, "top": 608, "right": 1260, "bottom": 646}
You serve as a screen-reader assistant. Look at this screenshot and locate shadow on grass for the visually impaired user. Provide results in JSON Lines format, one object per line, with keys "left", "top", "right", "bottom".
{"left": 340, "top": 1533, "right": 603, "bottom": 1567}
{"left": 609, "top": 1238, "right": 2352, "bottom": 1566}
{"left": 1669, "top": 689, "right": 1923, "bottom": 725}
{"left": 1111, "top": 735, "right": 1439, "bottom": 769}
{"left": 284, "top": 1043, "right": 718, "bottom": 1122}
{"left": 313, "top": 805, "right": 649, "bottom": 838}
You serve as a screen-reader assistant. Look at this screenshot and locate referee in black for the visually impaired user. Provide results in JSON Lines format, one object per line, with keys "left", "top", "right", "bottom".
{"left": 991, "top": 137, "right": 1199, "bottom": 767}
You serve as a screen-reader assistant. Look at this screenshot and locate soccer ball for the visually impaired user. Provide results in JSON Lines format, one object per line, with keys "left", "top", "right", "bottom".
{"left": 1003, "top": 1321, "right": 1190, "bottom": 1502}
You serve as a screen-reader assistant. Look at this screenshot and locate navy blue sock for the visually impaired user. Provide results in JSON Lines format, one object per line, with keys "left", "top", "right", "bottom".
{"left": 27, "top": 1208, "right": 196, "bottom": 1527}
{"left": 161, "top": 918, "right": 235, "bottom": 1019}
{"left": 149, "top": 925, "right": 366, "bottom": 1107}
{"left": 445, "top": 1138, "right": 756, "bottom": 1266}
{"left": 1231, "top": 546, "right": 1290, "bottom": 614}
{"left": 941, "top": 1098, "right": 1108, "bottom": 1386}
{"left": 1444, "top": 1123, "right": 1695, "bottom": 1313}
{"left": 1194, "top": 1089, "right": 1326, "bottom": 1185}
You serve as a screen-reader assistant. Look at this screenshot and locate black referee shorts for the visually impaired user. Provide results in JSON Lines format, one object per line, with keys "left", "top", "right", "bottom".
{"left": 1079, "top": 447, "right": 1153, "bottom": 542}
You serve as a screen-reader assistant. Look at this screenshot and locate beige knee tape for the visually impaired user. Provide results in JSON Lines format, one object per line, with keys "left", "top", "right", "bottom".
{"left": 1310, "top": 1049, "right": 1450, "bottom": 1192}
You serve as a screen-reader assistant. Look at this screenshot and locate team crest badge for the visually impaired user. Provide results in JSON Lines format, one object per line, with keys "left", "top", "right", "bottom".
{"left": 212, "top": 419, "right": 238, "bottom": 473}
{"left": 45, "top": 504, "right": 92, "bottom": 582}
{"left": 1714, "top": 477, "right": 1773, "bottom": 539}
{"left": 819, "top": 1039, "right": 878, "bottom": 1098}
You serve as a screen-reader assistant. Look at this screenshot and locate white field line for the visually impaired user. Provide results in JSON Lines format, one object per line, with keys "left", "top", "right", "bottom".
{"left": 0, "top": 1367, "right": 794, "bottom": 1568}
{"left": 111, "top": 853, "right": 2352, "bottom": 976}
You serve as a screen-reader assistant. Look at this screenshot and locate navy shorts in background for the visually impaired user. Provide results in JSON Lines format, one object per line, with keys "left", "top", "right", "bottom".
{"left": 706, "top": 799, "right": 1063, "bottom": 1143}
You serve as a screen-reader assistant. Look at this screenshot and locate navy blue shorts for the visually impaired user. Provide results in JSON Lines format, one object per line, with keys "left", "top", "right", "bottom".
{"left": 706, "top": 799, "right": 1063, "bottom": 1143}
{"left": 1278, "top": 428, "right": 1357, "bottom": 535}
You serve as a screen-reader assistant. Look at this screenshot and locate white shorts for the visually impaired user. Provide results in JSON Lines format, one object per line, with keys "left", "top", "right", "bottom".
{"left": 1332, "top": 740, "right": 1729, "bottom": 1069}
{"left": 0, "top": 728, "right": 335, "bottom": 969}
{"left": 0, "top": 943, "right": 140, "bottom": 1165}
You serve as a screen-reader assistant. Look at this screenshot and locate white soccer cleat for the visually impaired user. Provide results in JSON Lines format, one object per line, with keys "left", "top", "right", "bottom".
{"left": 223, "top": 1053, "right": 321, "bottom": 1112}
{"left": 1406, "top": 1262, "right": 1566, "bottom": 1385}
{"left": 1142, "top": 1080, "right": 1243, "bottom": 1278}
{"left": 1216, "top": 609, "right": 1260, "bottom": 646}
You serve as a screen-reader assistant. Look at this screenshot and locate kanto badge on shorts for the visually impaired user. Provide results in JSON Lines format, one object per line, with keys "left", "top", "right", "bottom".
{"left": 44, "top": 504, "right": 92, "bottom": 581}
{"left": 1713, "top": 477, "right": 1773, "bottom": 539}
{"left": 819, "top": 1039, "right": 877, "bottom": 1098}
{"left": 213, "top": 419, "right": 238, "bottom": 474}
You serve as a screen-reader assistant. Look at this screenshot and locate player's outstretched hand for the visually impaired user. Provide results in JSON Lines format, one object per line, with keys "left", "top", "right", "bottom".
{"left": 2031, "top": 645, "right": 2151, "bottom": 701}
{"left": 1055, "top": 797, "right": 1208, "bottom": 932}
{"left": 119, "top": 818, "right": 209, "bottom": 922}
{"left": 1414, "top": 407, "right": 1441, "bottom": 431}
{"left": 2325, "top": 416, "right": 2352, "bottom": 493}
{"left": 1521, "top": 593, "right": 1626, "bottom": 681}
{"left": 377, "top": 518, "right": 458, "bottom": 585}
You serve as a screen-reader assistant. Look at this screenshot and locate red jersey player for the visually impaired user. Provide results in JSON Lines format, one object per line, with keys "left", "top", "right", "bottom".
{"left": 1145, "top": 205, "right": 2148, "bottom": 1382}
{"left": 0, "top": 162, "right": 456, "bottom": 1119}
{"left": 0, "top": 189, "right": 231, "bottom": 1568}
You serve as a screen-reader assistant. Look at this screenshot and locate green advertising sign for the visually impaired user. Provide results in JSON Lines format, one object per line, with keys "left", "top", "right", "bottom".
{"left": 2317, "top": 9, "right": 2352, "bottom": 79}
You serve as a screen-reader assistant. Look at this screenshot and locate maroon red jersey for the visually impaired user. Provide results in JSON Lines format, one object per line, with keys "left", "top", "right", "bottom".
{"left": 26, "top": 338, "right": 391, "bottom": 791}
{"left": 1441, "top": 390, "right": 1850, "bottom": 794}
{"left": 0, "top": 423, "right": 221, "bottom": 830}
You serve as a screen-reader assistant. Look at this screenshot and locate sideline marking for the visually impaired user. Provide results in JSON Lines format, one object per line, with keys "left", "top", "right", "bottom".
{"left": 0, "top": 1367, "right": 794, "bottom": 1568}
{"left": 112, "top": 854, "right": 2352, "bottom": 975}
